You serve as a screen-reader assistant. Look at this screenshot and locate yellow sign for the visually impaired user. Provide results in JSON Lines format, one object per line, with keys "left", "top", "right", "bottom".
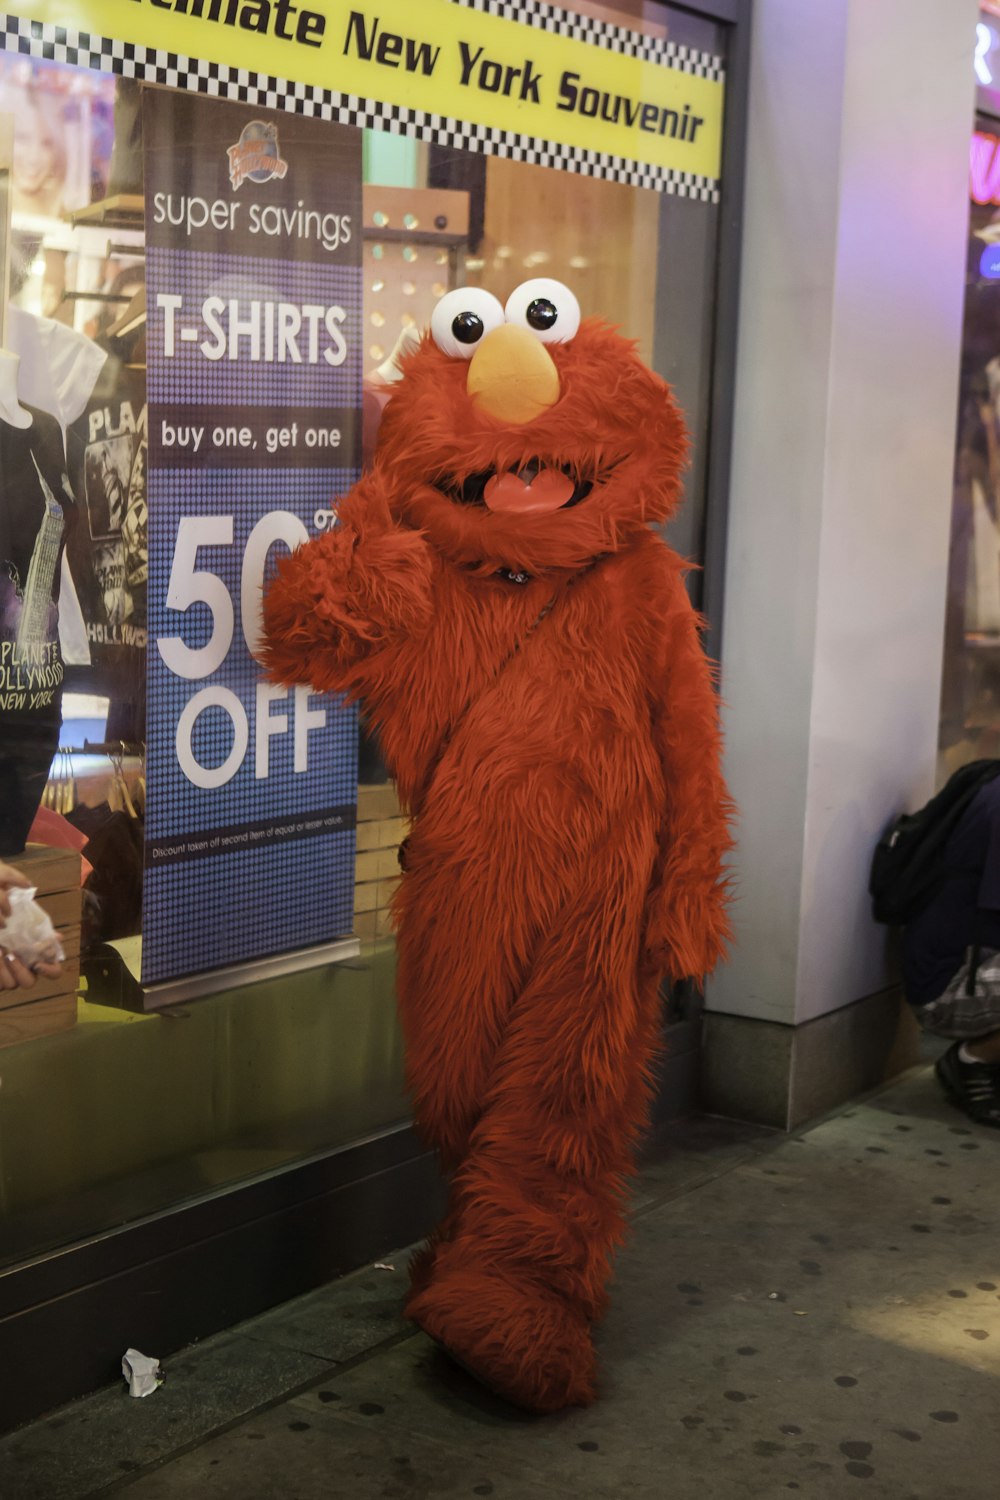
{"left": 9, "top": 1, "right": 724, "bottom": 183}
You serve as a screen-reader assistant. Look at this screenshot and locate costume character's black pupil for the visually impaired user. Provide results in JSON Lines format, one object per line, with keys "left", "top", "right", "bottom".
{"left": 526, "top": 298, "right": 558, "bottom": 331}
{"left": 452, "top": 311, "right": 484, "bottom": 344}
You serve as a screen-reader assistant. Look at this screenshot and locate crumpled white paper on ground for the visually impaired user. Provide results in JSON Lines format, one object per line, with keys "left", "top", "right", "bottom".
{"left": 121, "top": 1348, "right": 163, "bottom": 1398}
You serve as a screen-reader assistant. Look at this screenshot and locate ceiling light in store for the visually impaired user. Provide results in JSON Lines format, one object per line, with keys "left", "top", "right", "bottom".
{"left": 30, "top": 256, "right": 46, "bottom": 276}
{"left": 62, "top": 692, "right": 110, "bottom": 720}
{"left": 370, "top": 344, "right": 385, "bottom": 362}
{"left": 977, "top": 21, "right": 998, "bottom": 86}
{"left": 569, "top": 255, "right": 589, "bottom": 270}
{"left": 371, "top": 279, "right": 385, "bottom": 292}
{"left": 371, "top": 310, "right": 385, "bottom": 327}
{"left": 465, "top": 257, "right": 485, "bottom": 271}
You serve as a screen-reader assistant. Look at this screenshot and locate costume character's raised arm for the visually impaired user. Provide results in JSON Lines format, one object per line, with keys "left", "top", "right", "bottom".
{"left": 259, "top": 473, "right": 435, "bottom": 699}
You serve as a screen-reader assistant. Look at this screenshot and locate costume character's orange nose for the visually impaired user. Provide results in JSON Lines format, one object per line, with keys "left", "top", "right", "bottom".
{"left": 466, "top": 324, "right": 561, "bottom": 425}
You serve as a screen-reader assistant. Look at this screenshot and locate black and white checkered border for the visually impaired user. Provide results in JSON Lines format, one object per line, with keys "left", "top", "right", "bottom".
{"left": 454, "top": 0, "right": 725, "bottom": 81}
{"left": 0, "top": 17, "right": 720, "bottom": 201}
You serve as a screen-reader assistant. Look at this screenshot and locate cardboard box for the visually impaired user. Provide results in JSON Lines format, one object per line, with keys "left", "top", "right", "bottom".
{"left": 0, "top": 993, "right": 77, "bottom": 1047}
{"left": 354, "top": 783, "right": 407, "bottom": 951}
{"left": 357, "top": 783, "right": 403, "bottom": 823}
{"left": 0, "top": 844, "right": 82, "bottom": 1045}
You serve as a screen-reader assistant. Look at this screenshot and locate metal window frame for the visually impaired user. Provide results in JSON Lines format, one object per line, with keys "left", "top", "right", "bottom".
{"left": 699, "top": 0, "right": 752, "bottom": 658}
{"left": 670, "top": 0, "right": 742, "bottom": 19}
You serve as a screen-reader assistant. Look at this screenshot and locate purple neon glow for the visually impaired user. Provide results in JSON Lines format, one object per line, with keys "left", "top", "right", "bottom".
{"left": 971, "top": 131, "right": 1000, "bottom": 205}
{"left": 980, "top": 243, "right": 1000, "bottom": 279}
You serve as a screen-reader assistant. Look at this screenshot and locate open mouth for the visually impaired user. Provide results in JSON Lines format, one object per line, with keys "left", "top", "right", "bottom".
{"left": 448, "top": 460, "right": 594, "bottom": 516}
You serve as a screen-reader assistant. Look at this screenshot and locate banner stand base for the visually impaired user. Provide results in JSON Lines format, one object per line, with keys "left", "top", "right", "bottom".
{"left": 82, "top": 934, "right": 362, "bottom": 1013}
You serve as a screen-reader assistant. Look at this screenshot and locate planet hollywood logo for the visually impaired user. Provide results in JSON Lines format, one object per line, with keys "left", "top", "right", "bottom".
{"left": 227, "top": 121, "right": 289, "bottom": 191}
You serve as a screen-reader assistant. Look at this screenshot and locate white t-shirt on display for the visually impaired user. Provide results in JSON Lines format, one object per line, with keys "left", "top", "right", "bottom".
{"left": 7, "top": 304, "right": 108, "bottom": 429}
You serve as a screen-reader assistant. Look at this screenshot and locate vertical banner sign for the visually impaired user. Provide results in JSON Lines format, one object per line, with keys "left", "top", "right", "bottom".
{"left": 142, "top": 91, "right": 361, "bottom": 985}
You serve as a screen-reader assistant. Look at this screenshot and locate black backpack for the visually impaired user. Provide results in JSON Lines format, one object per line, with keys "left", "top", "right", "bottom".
{"left": 869, "top": 759, "right": 1000, "bottom": 926}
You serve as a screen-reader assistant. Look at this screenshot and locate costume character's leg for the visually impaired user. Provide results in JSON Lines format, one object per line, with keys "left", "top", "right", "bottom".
{"left": 404, "top": 838, "right": 661, "bottom": 1414}
{"left": 394, "top": 825, "right": 540, "bottom": 1301}
{"left": 393, "top": 835, "right": 534, "bottom": 1173}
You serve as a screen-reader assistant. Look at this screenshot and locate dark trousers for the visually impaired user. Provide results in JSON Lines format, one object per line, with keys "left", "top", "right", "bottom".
{"left": 0, "top": 732, "right": 59, "bottom": 857}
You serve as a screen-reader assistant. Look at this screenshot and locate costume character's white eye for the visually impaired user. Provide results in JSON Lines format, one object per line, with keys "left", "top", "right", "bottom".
{"left": 504, "top": 278, "right": 581, "bottom": 344}
{"left": 430, "top": 288, "right": 506, "bottom": 359}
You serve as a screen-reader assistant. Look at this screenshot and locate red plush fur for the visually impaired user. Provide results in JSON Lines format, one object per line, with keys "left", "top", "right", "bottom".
{"left": 261, "top": 317, "right": 733, "bottom": 1413}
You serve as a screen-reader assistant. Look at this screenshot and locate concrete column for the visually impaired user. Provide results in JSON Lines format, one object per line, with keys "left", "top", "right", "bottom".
{"left": 705, "top": 0, "right": 979, "bottom": 1126}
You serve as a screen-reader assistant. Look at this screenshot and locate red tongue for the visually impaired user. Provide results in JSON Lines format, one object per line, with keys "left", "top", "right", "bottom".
{"left": 484, "top": 467, "right": 575, "bottom": 514}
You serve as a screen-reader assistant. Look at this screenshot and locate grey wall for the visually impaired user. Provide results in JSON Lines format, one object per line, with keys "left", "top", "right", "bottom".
{"left": 709, "top": 0, "right": 978, "bottom": 1027}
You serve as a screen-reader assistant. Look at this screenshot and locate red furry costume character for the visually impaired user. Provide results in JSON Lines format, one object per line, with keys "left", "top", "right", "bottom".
{"left": 262, "top": 278, "right": 732, "bottom": 1413}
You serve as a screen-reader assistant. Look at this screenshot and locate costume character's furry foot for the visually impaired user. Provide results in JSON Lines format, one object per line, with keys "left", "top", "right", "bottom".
{"left": 405, "top": 1264, "right": 597, "bottom": 1414}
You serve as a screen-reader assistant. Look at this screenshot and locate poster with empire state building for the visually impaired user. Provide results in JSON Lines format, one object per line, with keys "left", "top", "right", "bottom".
{"left": 1, "top": 450, "right": 66, "bottom": 671}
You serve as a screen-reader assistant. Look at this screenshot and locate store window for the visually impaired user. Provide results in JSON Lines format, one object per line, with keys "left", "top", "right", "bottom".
{"left": 938, "top": 5, "right": 1000, "bottom": 775}
{"left": 942, "top": 61, "right": 1000, "bottom": 774}
{"left": 0, "top": 0, "right": 728, "bottom": 1268}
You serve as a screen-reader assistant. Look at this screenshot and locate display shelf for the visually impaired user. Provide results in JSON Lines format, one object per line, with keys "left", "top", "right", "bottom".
{"left": 84, "top": 932, "right": 361, "bottom": 1013}
{"left": 362, "top": 183, "right": 469, "bottom": 245}
{"left": 68, "top": 193, "right": 145, "bottom": 230}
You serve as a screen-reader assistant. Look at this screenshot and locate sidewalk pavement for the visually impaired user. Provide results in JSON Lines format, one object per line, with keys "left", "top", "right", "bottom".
{"left": 1, "top": 1063, "right": 997, "bottom": 1500}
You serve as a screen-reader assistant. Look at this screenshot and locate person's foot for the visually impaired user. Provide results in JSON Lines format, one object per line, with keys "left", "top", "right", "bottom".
{"left": 935, "top": 1043, "right": 1000, "bottom": 1127}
